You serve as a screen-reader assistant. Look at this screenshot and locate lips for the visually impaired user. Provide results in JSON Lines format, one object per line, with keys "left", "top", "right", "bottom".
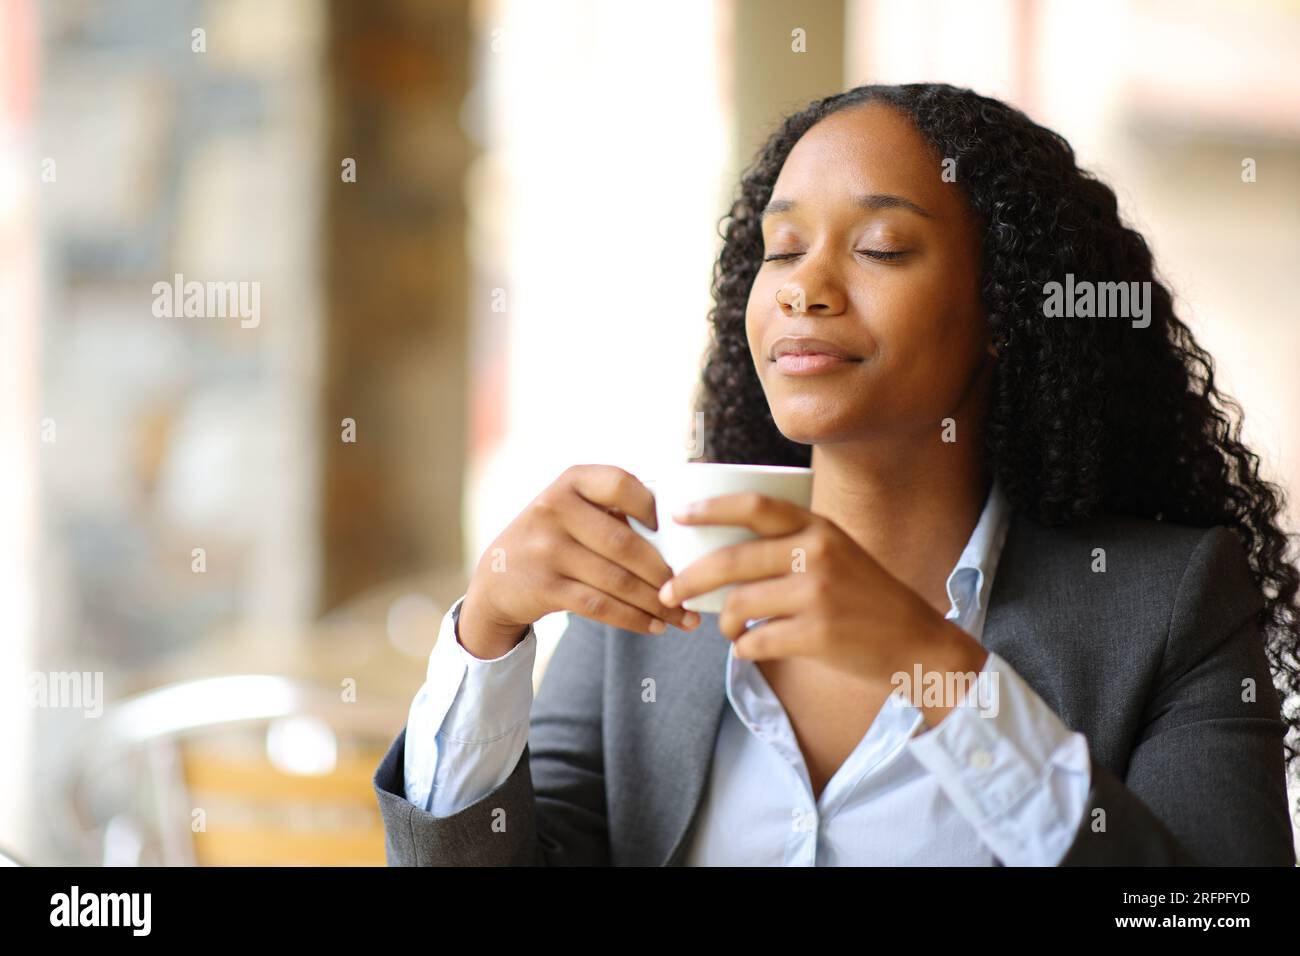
{"left": 769, "top": 335, "right": 861, "bottom": 361}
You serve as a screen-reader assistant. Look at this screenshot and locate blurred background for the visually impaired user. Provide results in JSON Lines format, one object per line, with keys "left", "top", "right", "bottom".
{"left": 1, "top": 0, "right": 1297, "bottom": 865}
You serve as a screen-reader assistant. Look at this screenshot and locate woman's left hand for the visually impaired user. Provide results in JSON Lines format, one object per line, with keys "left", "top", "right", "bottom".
{"left": 658, "top": 492, "right": 990, "bottom": 714}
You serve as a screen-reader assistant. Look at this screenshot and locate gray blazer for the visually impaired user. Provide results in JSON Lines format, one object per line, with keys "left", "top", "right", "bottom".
{"left": 372, "top": 509, "right": 1297, "bottom": 865}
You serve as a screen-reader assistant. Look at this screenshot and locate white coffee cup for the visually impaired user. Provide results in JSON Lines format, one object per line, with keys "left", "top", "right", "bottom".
{"left": 627, "top": 462, "right": 814, "bottom": 614}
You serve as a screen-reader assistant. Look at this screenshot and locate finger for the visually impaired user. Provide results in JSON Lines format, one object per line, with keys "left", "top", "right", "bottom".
{"left": 560, "top": 493, "right": 677, "bottom": 591}
{"left": 558, "top": 536, "right": 699, "bottom": 631}
{"left": 669, "top": 491, "right": 809, "bottom": 538}
{"left": 714, "top": 575, "right": 805, "bottom": 640}
{"left": 554, "top": 577, "right": 672, "bottom": 635}
{"left": 565, "top": 464, "right": 658, "bottom": 532}
{"left": 659, "top": 534, "right": 801, "bottom": 608}
{"left": 731, "top": 617, "right": 805, "bottom": 661}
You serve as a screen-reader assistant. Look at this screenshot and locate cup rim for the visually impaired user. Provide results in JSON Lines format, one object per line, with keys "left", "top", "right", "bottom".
{"left": 668, "top": 462, "right": 812, "bottom": 475}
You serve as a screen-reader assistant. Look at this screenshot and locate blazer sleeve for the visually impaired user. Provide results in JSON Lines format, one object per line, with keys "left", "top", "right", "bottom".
{"left": 372, "top": 609, "right": 610, "bottom": 865}
{"left": 1058, "top": 525, "right": 1296, "bottom": 866}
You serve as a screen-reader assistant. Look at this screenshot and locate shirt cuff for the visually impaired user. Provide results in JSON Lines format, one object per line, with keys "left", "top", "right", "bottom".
{"left": 402, "top": 594, "right": 537, "bottom": 807}
{"left": 905, "top": 650, "right": 1092, "bottom": 866}
{"left": 437, "top": 595, "right": 537, "bottom": 744}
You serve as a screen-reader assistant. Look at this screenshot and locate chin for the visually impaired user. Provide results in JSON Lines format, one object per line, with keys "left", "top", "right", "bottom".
{"left": 770, "top": 409, "right": 865, "bottom": 447}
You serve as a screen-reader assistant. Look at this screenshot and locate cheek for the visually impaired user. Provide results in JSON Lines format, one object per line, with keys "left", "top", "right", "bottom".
{"left": 744, "top": 280, "right": 769, "bottom": 358}
{"left": 880, "top": 252, "right": 981, "bottom": 344}
{"left": 868, "top": 280, "right": 949, "bottom": 362}
{"left": 868, "top": 272, "right": 985, "bottom": 395}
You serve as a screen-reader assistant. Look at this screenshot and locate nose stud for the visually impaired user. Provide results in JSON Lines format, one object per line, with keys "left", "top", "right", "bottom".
{"left": 776, "top": 285, "right": 805, "bottom": 311}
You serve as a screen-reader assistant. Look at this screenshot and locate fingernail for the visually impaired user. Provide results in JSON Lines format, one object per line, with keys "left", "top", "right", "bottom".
{"left": 649, "top": 619, "right": 666, "bottom": 634}
{"left": 682, "top": 611, "right": 700, "bottom": 629}
{"left": 658, "top": 581, "right": 675, "bottom": 605}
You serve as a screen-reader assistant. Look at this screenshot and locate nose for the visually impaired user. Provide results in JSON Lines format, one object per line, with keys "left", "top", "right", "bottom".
{"left": 774, "top": 253, "right": 846, "bottom": 316}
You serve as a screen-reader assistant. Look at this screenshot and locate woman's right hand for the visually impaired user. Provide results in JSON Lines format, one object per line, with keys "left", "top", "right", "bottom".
{"left": 457, "top": 464, "right": 701, "bottom": 659}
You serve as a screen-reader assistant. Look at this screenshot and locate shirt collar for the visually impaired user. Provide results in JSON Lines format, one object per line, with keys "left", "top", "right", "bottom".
{"left": 943, "top": 476, "right": 1012, "bottom": 625}
{"left": 726, "top": 476, "right": 1013, "bottom": 733}
{"left": 729, "top": 476, "right": 1012, "bottom": 687}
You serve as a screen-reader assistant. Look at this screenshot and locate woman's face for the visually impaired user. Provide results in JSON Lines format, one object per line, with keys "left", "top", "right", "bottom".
{"left": 746, "top": 102, "right": 990, "bottom": 447}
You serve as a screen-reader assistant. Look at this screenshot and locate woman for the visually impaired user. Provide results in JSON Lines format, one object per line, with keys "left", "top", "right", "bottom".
{"left": 373, "top": 83, "right": 1298, "bottom": 865}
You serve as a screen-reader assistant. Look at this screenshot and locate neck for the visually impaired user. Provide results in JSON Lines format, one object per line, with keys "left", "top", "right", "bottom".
{"left": 808, "top": 426, "right": 990, "bottom": 618}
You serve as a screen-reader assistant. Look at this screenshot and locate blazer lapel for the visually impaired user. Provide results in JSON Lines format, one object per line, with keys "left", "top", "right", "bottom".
{"left": 633, "top": 510, "right": 1068, "bottom": 867}
{"left": 979, "top": 510, "right": 1072, "bottom": 724}
{"left": 978, "top": 510, "right": 1033, "bottom": 870}
{"left": 629, "top": 613, "right": 731, "bottom": 866}
{"left": 979, "top": 509, "right": 1101, "bottom": 869}
{"left": 980, "top": 509, "right": 1030, "bottom": 660}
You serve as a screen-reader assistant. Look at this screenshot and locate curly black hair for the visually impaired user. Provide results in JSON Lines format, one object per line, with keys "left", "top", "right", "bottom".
{"left": 694, "top": 82, "right": 1300, "bottom": 774}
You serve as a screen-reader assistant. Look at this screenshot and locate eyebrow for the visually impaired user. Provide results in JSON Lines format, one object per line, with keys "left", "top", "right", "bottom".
{"left": 760, "top": 193, "right": 933, "bottom": 223}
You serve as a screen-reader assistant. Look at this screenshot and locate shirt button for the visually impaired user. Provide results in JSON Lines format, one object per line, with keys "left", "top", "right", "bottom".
{"left": 969, "top": 748, "right": 993, "bottom": 769}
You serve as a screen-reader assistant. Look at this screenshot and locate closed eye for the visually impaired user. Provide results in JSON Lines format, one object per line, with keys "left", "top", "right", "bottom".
{"left": 763, "top": 250, "right": 906, "bottom": 262}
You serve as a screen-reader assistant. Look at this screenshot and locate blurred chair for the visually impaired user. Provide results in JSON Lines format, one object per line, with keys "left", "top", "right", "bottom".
{"left": 48, "top": 675, "right": 407, "bottom": 866}
{"left": 0, "top": 845, "right": 28, "bottom": 866}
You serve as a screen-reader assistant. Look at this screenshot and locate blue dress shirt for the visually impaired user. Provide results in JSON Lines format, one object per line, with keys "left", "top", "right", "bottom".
{"left": 402, "top": 479, "right": 1092, "bottom": 864}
